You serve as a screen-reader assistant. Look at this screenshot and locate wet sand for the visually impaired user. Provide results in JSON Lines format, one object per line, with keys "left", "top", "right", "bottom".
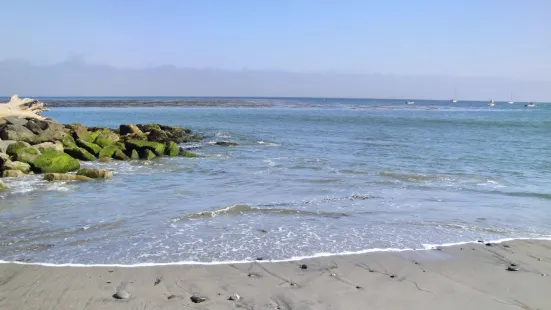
{"left": 0, "top": 239, "right": 550, "bottom": 310}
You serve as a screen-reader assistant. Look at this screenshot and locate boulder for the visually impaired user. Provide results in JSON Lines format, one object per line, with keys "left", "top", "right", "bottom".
{"left": 125, "top": 140, "right": 165, "bottom": 156}
{"left": 32, "top": 149, "right": 80, "bottom": 173}
{"left": 0, "top": 123, "right": 35, "bottom": 143}
{"left": 2, "top": 170, "right": 25, "bottom": 178}
{"left": 215, "top": 141, "right": 237, "bottom": 146}
{"left": 115, "top": 142, "right": 127, "bottom": 151}
{"left": 2, "top": 161, "right": 31, "bottom": 174}
{"left": 143, "top": 149, "right": 156, "bottom": 160}
{"left": 98, "top": 145, "right": 119, "bottom": 159}
{"left": 94, "top": 129, "right": 120, "bottom": 147}
{"left": 64, "top": 146, "right": 97, "bottom": 161}
{"left": 136, "top": 123, "right": 161, "bottom": 133}
{"left": 44, "top": 173, "right": 92, "bottom": 182}
{"left": 0, "top": 179, "right": 7, "bottom": 190}
{"left": 130, "top": 149, "right": 139, "bottom": 160}
{"left": 119, "top": 124, "right": 143, "bottom": 136}
{"left": 6, "top": 141, "right": 31, "bottom": 156}
{"left": 68, "top": 123, "right": 98, "bottom": 143}
{"left": 99, "top": 157, "right": 111, "bottom": 162}
{"left": 179, "top": 150, "right": 198, "bottom": 158}
{"left": 76, "top": 139, "right": 102, "bottom": 156}
{"left": 113, "top": 149, "right": 129, "bottom": 160}
{"left": 0, "top": 153, "right": 11, "bottom": 166}
{"left": 76, "top": 168, "right": 113, "bottom": 179}
{"left": 0, "top": 140, "right": 17, "bottom": 153}
{"left": 61, "top": 135, "right": 77, "bottom": 148}
{"left": 147, "top": 129, "right": 169, "bottom": 142}
{"left": 165, "top": 141, "right": 179, "bottom": 157}
{"left": 3, "top": 116, "right": 28, "bottom": 127}
{"left": 34, "top": 141, "right": 64, "bottom": 152}
{"left": 13, "top": 147, "right": 42, "bottom": 165}
{"left": 0, "top": 118, "right": 66, "bottom": 144}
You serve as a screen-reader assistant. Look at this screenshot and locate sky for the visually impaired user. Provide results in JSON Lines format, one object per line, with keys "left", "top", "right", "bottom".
{"left": 1, "top": 0, "right": 550, "bottom": 99}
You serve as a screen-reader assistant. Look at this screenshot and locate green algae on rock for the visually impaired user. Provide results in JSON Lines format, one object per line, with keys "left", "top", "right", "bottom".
{"left": 33, "top": 149, "right": 80, "bottom": 173}
{"left": 43, "top": 173, "right": 92, "bottom": 182}
{"left": 76, "top": 168, "right": 113, "bottom": 179}
{"left": 65, "top": 146, "right": 97, "bottom": 161}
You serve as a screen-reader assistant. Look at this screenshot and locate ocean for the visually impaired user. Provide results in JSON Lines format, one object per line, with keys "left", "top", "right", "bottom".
{"left": 1, "top": 98, "right": 550, "bottom": 265}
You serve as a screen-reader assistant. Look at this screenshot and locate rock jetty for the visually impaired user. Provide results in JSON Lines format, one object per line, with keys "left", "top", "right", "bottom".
{"left": 0, "top": 97, "right": 203, "bottom": 190}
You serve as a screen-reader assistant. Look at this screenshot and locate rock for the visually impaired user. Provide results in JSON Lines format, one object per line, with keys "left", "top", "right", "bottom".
{"left": 143, "top": 149, "right": 156, "bottom": 160}
{"left": 6, "top": 141, "right": 31, "bottom": 156}
{"left": 76, "top": 139, "right": 102, "bottom": 156}
{"left": 300, "top": 264, "right": 308, "bottom": 270}
{"left": 76, "top": 168, "right": 113, "bottom": 179}
{"left": 506, "top": 266, "right": 519, "bottom": 272}
{"left": 2, "top": 161, "right": 31, "bottom": 174}
{"left": 68, "top": 123, "right": 96, "bottom": 143}
{"left": 167, "top": 294, "right": 177, "bottom": 300}
{"left": 99, "top": 157, "right": 111, "bottom": 162}
{"left": 119, "top": 124, "right": 143, "bottom": 136}
{"left": 44, "top": 173, "right": 92, "bottom": 181}
{"left": 65, "top": 146, "right": 97, "bottom": 161}
{"left": 113, "top": 149, "right": 129, "bottom": 160}
{"left": 147, "top": 129, "right": 169, "bottom": 143}
{"left": 0, "top": 140, "right": 17, "bottom": 153}
{"left": 113, "top": 289, "right": 131, "bottom": 300}
{"left": 0, "top": 153, "right": 11, "bottom": 165}
{"left": 179, "top": 150, "right": 198, "bottom": 158}
{"left": 61, "top": 134, "right": 77, "bottom": 148}
{"left": 0, "top": 179, "right": 7, "bottom": 190}
{"left": 98, "top": 145, "right": 119, "bottom": 159}
{"left": 13, "top": 147, "right": 42, "bottom": 165}
{"left": 165, "top": 141, "right": 179, "bottom": 157}
{"left": 485, "top": 243, "right": 492, "bottom": 246}
{"left": 25, "top": 119, "right": 67, "bottom": 143}
{"left": 153, "top": 277, "right": 162, "bottom": 286}
{"left": 130, "top": 149, "right": 139, "bottom": 160}
{"left": 190, "top": 296, "right": 207, "bottom": 303}
{"left": 94, "top": 129, "right": 120, "bottom": 147}
{"left": 228, "top": 294, "right": 241, "bottom": 301}
{"left": 33, "top": 149, "right": 80, "bottom": 173}
{"left": 136, "top": 123, "right": 161, "bottom": 133}
{"left": 34, "top": 141, "right": 64, "bottom": 152}
{"left": 3, "top": 116, "right": 28, "bottom": 127}
{"left": 125, "top": 139, "right": 166, "bottom": 156}
{"left": 2, "top": 170, "right": 25, "bottom": 178}
{"left": 0, "top": 122, "right": 35, "bottom": 143}
{"left": 215, "top": 141, "right": 237, "bottom": 146}
{"left": 115, "top": 142, "right": 127, "bottom": 151}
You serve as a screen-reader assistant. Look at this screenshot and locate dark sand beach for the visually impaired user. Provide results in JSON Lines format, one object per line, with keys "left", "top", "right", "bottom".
{"left": 1, "top": 239, "right": 549, "bottom": 310}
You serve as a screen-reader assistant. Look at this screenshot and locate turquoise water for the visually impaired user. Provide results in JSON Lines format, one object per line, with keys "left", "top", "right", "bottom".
{"left": 1, "top": 98, "right": 550, "bottom": 264}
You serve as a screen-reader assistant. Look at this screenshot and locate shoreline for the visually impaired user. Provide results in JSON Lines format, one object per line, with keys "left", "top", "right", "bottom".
{"left": 1, "top": 239, "right": 549, "bottom": 309}
{"left": 1, "top": 236, "right": 550, "bottom": 268}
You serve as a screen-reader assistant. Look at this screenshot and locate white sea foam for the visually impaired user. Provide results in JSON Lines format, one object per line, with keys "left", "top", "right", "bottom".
{"left": 2, "top": 237, "right": 549, "bottom": 268}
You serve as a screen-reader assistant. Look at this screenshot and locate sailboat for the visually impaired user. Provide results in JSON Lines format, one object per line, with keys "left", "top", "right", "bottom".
{"left": 488, "top": 100, "right": 495, "bottom": 107}
{"left": 451, "top": 88, "right": 457, "bottom": 103}
{"left": 508, "top": 92, "right": 514, "bottom": 104}
{"left": 524, "top": 102, "right": 536, "bottom": 108}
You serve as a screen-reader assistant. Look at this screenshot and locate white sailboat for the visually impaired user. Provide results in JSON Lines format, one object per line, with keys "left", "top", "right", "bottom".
{"left": 406, "top": 100, "right": 415, "bottom": 105}
{"left": 451, "top": 88, "right": 457, "bottom": 103}
{"left": 488, "top": 100, "right": 495, "bottom": 107}
{"left": 524, "top": 102, "right": 536, "bottom": 108}
{"left": 508, "top": 92, "right": 514, "bottom": 104}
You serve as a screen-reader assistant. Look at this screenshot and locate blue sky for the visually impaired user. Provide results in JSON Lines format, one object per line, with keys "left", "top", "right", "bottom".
{"left": 1, "top": 0, "right": 550, "bottom": 81}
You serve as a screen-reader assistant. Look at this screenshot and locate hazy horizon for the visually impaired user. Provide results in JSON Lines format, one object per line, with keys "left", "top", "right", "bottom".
{"left": 2, "top": 1, "right": 549, "bottom": 101}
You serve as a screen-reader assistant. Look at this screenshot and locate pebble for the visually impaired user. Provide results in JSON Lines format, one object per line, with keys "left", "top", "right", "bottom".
{"left": 167, "top": 294, "right": 177, "bottom": 300}
{"left": 256, "top": 257, "right": 263, "bottom": 261}
{"left": 390, "top": 275, "right": 396, "bottom": 279}
{"left": 300, "top": 264, "right": 308, "bottom": 270}
{"left": 190, "top": 296, "right": 207, "bottom": 303}
{"left": 113, "top": 289, "right": 131, "bottom": 299}
{"left": 154, "top": 277, "right": 161, "bottom": 286}
{"left": 510, "top": 263, "right": 518, "bottom": 267}
{"left": 506, "top": 266, "right": 519, "bottom": 272}
{"left": 330, "top": 273, "right": 337, "bottom": 277}
{"left": 485, "top": 243, "right": 492, "bottom": 246}
{"left": 503, "top": 244, "right": 510, "bottom": 248}
{"left": 355, "top": 285, "right": 362, "bottom": 289}
{"left": 228, "top": 294, "right": 241, "bottom": 301}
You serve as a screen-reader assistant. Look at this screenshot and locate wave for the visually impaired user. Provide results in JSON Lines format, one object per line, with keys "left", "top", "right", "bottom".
{"left": 2, "top": 237, "right": 550, "bottom": 268}
{"left": 173, "top": 204, "right": 349, "bottom": 221}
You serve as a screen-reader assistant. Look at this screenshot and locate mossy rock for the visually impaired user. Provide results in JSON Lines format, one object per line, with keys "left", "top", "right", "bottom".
{"left": 62, "top": 134, "right": 77, "bottom": 148}
{"left": 113, "top": 149, "right": 129, "bottom": 160}
{"left": 6, "top": 141, "right": 31, "bottom": 156}
{"left": 65, "top": 146, "right": 97, "bottom": 161}
{"left": 130, "top": 149, "right": 140, "bottom": 160}
{"left": 99, "top": 157, "right": 111, "bottom": 163}
{"left": 2, "top": 161, "right": 31, "bottom": 174}
{"left": 44, "top": 173, "right": 92, "bottom": 182}
{"left": 0, "top": 179, "right": 7, "bottom": 190}
{"left": 119, "top": 124, "right": 143, "bottom": 136}
{"left": 98, "top": 145, "right": 119, "bottom": 158}
{"left": 143, "top": 149, "right": 157, "bottom": 160}
{"left": 76, "top": 139, "right": 102, "bottom": 156}
{"left": 14, "top": 147, "right": 42, "bottom": 165}
{"left": 179, "top": 150, "right": 198, "bottom": 158}
{"left": 33, "top": 149, "right": 80, "bottom": 173}
{"left": 94, "top": 129, "right": 120, "bottom": 148}
{"left": 165, "top": 141, "right": 179, "bottom": 157}
{"left": 125, "top": 139, "right": 166, "bottom": 156}
{"left": 76, "top": 168, "right": 113, "bottom": 179}
{"left": 137, "top": 123, "right": 161, "bottom": 133}
{"left": 0, "top": 153, "right": 11, "bottom": 166}
{"left": 70, "top": 123, "right": 95, "bottom": 143}
{"left": 147, "top": 129, "right": 169, "bottom": 142}
{"left": 115, "top": 141, "right": 127, "bottom": 151}
{"left": 35, "top": 141, "right": 64, "bottom": 152}
{"left": 2, "top": 170, "right": 25, "bottom": 178}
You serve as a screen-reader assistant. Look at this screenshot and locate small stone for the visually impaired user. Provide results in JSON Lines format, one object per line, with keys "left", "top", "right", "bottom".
{"left": 153, "top": 277, "right": 161, "bottom": 286}
{"left": 390, "top": 275, "right": 396, "bottom": 278}
{"left": 106, "top": 281, "right": 111, "bottom": 284}
{"left": 190, "top": 296, "right": 207, "bottom": 303}
{"left": 167, "top": 294, "right": 177, "bottom": 299}
{"left": 538, "top": 258, "right": 542, "bottom": 261}
{"left": 330, "top": 273, "right": 337, "bottom": 277}
{"left": 228, "top": 293, "right": 241, "bottom": 301}
{"left": 503, "top": 244, "right": 510, "bottom": 248}
{"left": 355, "top": 285, "right": 362, "bottom": 289}
{"left": 300, "top": 264, "right": 307, "bottom": 270}
{"left": 290, "top": 282, "right": 297, "bottom": 287}
{"left": 542, "top": 274, "right": 547, "bottom": 277}
{"left": 510, "top": 263, "right": 518, "bottom": 267}
{"left": 485, "top": 243, "right": 492, "bottom": 246}
{"left": 460, "top": 247, "right": 463, "bottom": 250}
{"left": 256, "top": 257, "right": 263, "bottom": 261}
{"left": 506, "top": 266, "right": 519, "bottom": 272}
{"left": 113, "top": 289, "right": 130, "bottom": 299}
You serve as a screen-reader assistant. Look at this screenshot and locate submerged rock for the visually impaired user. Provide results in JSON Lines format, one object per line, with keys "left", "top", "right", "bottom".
{"left": 179, "top": 150, "right": 198, "bottom": 158}
{"left": 2, "top": 160, "right": 31, "bottom": 174}
{"left": 215, "top": 141, "right": 237, "bottom": 146}
{"left": 44, "top": 173, "right": 92, "bottom": 181}
{"left": 76, "top": 168, "right": 113, "bottom": 179}
{"left": 125, "top": 139, "right": 166, "bottom": 156}
{"left": 130, "top": 149, "right": 139, "bottom": 160}
{"left": 2, "top": 170, "right": 25, "bottom": 178}
{"left": 0, "top": 179, "right": 7, "bottom": 190}
{"left": 143, "top": 149, "right": 156, "bottom": 160}
{"left": 165, "top": 141, "right": 179, "bottom": 157}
